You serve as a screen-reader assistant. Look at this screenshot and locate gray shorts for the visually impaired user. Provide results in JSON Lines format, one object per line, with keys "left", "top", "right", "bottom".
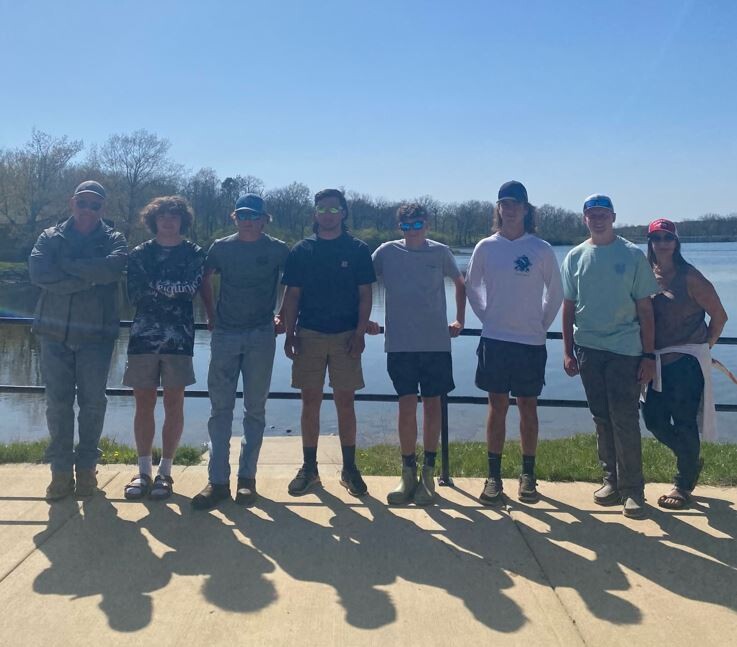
{"left": 123, "top": 354, "right": 195, "bottom": 389}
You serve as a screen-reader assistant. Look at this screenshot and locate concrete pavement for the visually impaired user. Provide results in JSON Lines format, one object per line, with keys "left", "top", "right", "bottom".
{"left": 0, "top": 436, "right": 735, "bottom": 646}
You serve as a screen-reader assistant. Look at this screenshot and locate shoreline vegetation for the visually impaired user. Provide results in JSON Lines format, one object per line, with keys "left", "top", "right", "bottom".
{"left": 1, "top": 435, "right": 735, "bottom": 486}
{"left": 1, "top": 129, "right": 736, "bottom": 262}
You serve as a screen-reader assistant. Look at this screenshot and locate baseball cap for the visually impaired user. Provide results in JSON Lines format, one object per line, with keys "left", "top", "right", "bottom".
{"left": 235, "top": 193, "right": 268, "bottom": 216}
{"left": 583, "top": 194, "right": 614, "bottom": 212}
{"left": 497, "top": 181, "right": 528, "bottom": 203}
{"left": 74, "top": 181, "right": 106, "bottom": 200}
{"left": 648, "top": 218, "right": 678, "bottom": 238}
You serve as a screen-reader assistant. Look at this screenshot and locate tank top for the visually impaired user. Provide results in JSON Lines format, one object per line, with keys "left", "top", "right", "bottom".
{"left": 652, "top": 265, "right": 708, "bottom": 362}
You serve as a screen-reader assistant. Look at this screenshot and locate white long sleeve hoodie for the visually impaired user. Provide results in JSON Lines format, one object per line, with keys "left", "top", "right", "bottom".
{"left": 465, "top": 233, "right": 563, "bottom": 345}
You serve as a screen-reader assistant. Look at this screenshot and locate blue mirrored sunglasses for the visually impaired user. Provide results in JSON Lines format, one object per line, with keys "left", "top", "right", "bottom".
{"left": 583, "top": 197, "right": 613, "bottom": 211}
{"left": 399, "top": 220, "right": 425, "bottom": 231}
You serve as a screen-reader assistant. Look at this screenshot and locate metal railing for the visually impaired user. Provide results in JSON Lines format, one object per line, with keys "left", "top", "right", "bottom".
{"left": 2, "top": 316, "right": 736, "bottom": 484}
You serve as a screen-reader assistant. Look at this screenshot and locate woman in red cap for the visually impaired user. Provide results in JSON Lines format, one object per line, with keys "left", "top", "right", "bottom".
{"left": 642, "top": 218, "right": 728, "bottom": 509}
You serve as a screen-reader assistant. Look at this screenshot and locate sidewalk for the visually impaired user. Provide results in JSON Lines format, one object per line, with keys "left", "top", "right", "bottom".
{"left": 0, "top": 436, "right": 735, "bottom": 646}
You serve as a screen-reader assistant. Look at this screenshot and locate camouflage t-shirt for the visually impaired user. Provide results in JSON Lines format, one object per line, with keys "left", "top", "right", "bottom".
{"left": 126, "top": 239, "right": 205, "bottom": 356}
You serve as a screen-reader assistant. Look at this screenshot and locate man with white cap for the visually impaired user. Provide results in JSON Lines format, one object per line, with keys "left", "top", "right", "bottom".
{"left": 561, "top": 194, "right": 658, "bottom": 519}
{"left": 29, "top": 180, "right": 128, "bottom": 501}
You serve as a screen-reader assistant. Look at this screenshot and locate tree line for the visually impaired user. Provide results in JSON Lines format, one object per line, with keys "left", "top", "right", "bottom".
{"left": 1, "top": 129, "right": 735, "bottom": 260}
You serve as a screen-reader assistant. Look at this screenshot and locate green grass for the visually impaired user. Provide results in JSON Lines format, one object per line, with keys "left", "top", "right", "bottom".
{"left": 0, "top": 437, "right": 204, "bottom": 466}
{"left": 357, "top": 434, "right": 737, "bottom": 487}
{"left": 2, "top": 434, "right": 736, "bottom": 486}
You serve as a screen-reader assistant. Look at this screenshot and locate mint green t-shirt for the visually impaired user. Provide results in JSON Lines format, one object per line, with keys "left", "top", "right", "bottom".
{"left": 561, "top": 236, "right": 658, "bottom": 356}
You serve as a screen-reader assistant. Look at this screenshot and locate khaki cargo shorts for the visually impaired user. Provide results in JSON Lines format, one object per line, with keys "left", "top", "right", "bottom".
{"left": 291, "top": 329, "right": 365, "bottom": 391}
{"left": 123, "top": 353, "right": 196, "bottom": 389}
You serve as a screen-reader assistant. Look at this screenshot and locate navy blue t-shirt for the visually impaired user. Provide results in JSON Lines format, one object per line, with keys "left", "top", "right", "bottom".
{"left": 282, "top": 233, "right": 376, "bottom": 334}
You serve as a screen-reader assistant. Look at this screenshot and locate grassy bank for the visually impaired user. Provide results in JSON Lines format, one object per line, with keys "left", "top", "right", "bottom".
{"left": 357, "top": 435, "right": 737, "bottom": 487}
{"left": 0, "top": 437, "right": 204, "bottom": 466}
{"left": 2, "top": 434, "right": 735, "bottom": 486}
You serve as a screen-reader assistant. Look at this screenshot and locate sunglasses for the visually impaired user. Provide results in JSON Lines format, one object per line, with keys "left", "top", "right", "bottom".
{"left": 399, "top": 220, "right": 426, "bottom": 231}
{"left": 235, "top": 211, "right": 264, "bottom": 221}
{"left": 583, "top": 197, "right": 613, "bottom": 211}
{"left": 649, "top": 233, "right": 676, "bottom": 242}
{"left": 316, "top": 207, "right": 343, "bottom": 214}
{"left": 75, "top": 199, "right": 103, "bottom": 212}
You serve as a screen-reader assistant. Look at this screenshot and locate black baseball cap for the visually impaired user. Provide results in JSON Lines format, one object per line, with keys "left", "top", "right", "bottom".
{"left": 74, "top": 181, "right": 106, "bottom": 200}
{"left": 497, "top": 181, "right": 528, "bottom": 203}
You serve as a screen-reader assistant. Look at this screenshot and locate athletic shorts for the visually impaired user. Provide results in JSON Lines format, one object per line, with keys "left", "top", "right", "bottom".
{"left": 123, "top": 353, "right": 195, "bottom": 389}
{"left": 475, "top": 338, "right": 546, "bottom": 397}
{"left": 291, "top": 329, "right": 364, "bottom": 391}
{"left": 387, "top": 351, "right": 455, "bottom": 397}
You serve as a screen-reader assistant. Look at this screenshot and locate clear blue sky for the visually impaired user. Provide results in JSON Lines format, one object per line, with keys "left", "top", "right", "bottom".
{"left": 1, "top": 0, "right": 735, "bottom": 224}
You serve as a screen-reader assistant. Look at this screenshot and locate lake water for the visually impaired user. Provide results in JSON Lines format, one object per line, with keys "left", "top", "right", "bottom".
{"left": 1, "top": 242, "right": 736, "bottom": 447}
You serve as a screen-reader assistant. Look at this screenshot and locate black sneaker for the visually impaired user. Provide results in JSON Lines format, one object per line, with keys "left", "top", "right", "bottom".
{"left": 340, "top": 466, "right": 368, "bottom": 497}
{"left": 191, "top": 482, "right": 231, "bottom": 510}
{"left": 235, "top": 478, "right": 257, "bottom": 506}
{"left": 288, "top": 465, "right": 320, "bottom": 496}
{"left": 479, "top": 476, "right": 504, "bottom": 506}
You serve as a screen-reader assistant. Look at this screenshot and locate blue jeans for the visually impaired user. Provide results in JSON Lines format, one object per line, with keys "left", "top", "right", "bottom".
{"left": 40, "top": 338, "right": 115, "bottom": 472}
{"left": 207, "top": 326, "right": 276, "bottom": 484}
{"left": 642, "top": 355, "right": 704, "bottom": 490}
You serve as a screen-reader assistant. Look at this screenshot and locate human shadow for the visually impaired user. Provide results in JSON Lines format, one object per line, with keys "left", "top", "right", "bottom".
{"left": 226, "top": 488, "right": 527, "bottom": 633}
{"left": 138, "top": 494, "right": 277, "bottom": 614}
{"left": 32, "top": 494, "right": 171, "bottom": 632}
{"left": 508, "top": 492, "right": 737, "bottom": 623}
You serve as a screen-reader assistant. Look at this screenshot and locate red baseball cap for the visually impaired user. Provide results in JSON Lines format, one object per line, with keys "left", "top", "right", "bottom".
{"left": 648, "top": 218, "right": 678, "bottom": 237}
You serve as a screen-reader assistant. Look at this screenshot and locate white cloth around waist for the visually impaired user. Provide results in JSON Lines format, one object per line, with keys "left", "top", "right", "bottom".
{"left": 648, "top": 343, "right": 716, "bottom": 441}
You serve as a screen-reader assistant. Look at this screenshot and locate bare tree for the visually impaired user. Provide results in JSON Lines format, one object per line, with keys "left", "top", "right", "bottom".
{"left": 266, "top": 182, "right": 312, "bottom": 237}
{"left": 97, "top": 129, "right": 180, "bottom": 236}
{"left": 0, "top": 130, "right": 83, "bottom": 236}
{"left": 184, "top": 167, "right": 222, "bottom": 240}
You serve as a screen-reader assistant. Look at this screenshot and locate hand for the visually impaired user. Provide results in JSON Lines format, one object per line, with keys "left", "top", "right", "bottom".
{"left": 448, "top": 320, "right": 464, "bottom": 338}
{"left": 563, "top": 354, "right": 579, "bottom": 377}
{"left": 638, "top": 357, "right": 656, "bottom": 385}
{"left": 273, "top": 314, "right": 285, "bottom": 336}
{"left": 206, "top": 318, "right": 214, "bottom": 332}
{"left": 285, "top": 334, "right": 299, "bottom": 360}
{"left": 347, "top": 332, "right": 366, "bottom": 358}
{"left": 366, "top": 320, "right": 381, "bottom": 335}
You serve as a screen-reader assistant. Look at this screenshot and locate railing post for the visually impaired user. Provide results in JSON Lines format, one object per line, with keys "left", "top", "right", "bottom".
{"left": 438, "top": 392, "right": 453, "bottom": 486}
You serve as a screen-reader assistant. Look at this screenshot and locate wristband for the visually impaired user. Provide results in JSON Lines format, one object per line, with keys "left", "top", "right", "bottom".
{"left": 641, "top": 352, "right": 656, "bottom": 360}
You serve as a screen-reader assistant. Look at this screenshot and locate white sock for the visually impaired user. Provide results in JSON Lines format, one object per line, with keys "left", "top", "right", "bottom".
{"left": 138, "top": 455, "right": 153, "bottom": 477}
{"left": 158, "top": 457, "right": 173, "bottom": 477}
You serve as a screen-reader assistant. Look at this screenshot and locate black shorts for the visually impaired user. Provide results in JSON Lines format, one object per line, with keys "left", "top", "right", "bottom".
{"left": 387, "top": 352, "right": 455, "bottom": 398}
{"left": 475, "top": 338, "right": 547, "bottom": 397}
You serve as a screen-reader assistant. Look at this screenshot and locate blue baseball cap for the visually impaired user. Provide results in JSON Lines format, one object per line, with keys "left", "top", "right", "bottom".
{"left": 234, "top": 193, "right": 268, "bottom": 216}
{"left": 583, "top": 194, "right": 614, "bottom": 212}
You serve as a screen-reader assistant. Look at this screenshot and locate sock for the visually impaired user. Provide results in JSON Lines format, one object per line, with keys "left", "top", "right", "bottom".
{"left": 522, "top": 454, "right": 536, "bottom": 477}
{"left": 423, "top": 451, "right": 437, "bottom": 468}
{"left": 402, "top": 453, "right": 417, "bottom": 468}
{"left": 487, "top": 452, "right": 502, "bottom": 480}
{"left": 303, "top": 446, "right": 318, "bottom": 470}
{"left": 158, "top": 457, "right": 173, "bottom": 477}
{"left": 138, "top": 455, "right": 153, "bottom": 477}
{"left": 341, "top": 444, "right": 356, "bottom": 471}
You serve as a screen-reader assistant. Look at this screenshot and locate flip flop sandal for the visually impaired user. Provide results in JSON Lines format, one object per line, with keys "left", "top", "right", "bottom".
{"left": 124, "top": 473, "right": 152, "bottom": 500}
{"left": 149, "top": 474, "right": 174, "bottom": 501}
{"left": 657, "top": 489, "right": 690, "bottom": 510}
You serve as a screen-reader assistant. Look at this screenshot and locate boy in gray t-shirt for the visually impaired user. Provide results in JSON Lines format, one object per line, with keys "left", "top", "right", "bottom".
{"left": 192, "top": 194, "right": 289, "bottom": 510}
{"left": 371, "top": 203, "right": 465, "bottom": 505}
